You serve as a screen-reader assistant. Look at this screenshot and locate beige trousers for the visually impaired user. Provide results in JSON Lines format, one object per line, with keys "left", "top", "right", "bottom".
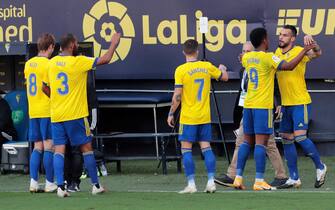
{"left": 227, "top": 120, "right": 287, "bottom": 179}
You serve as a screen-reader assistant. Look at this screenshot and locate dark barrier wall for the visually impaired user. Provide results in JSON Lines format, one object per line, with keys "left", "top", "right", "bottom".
{"left": 0, "top": 0, "right": 334, "bottom": 79}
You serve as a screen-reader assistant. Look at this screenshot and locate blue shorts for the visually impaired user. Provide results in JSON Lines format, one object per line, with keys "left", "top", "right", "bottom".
{"left": 178, "top": 123, "right": 212, "bottom": 142}
{"left": 28, "top": 118, "right": 52, "bottom": 142}
{"left": 51, "top": 118, "right": 92, "bottom": 146}
{"left": 280, "top": 104, "right": 311, "bottom": 133}
{"left": 243, "top": 108, "right": 273, "bottom": 135}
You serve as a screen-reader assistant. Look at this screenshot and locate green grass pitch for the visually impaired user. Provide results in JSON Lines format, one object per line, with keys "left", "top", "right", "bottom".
{"left": 0, "top": 156, "right": 334, "bottom": 210}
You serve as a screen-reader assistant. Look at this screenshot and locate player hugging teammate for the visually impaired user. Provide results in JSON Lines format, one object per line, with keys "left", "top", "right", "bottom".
{"left": 26, "top": 24, "right": 326, "bottom": 197}
{"left": 170, "top": 25, "right": 326, "bottom": 193}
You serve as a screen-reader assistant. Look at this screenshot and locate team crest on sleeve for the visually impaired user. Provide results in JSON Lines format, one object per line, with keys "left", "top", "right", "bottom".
{"left": 272, "top": 55, "right": 281, "bottom": 63}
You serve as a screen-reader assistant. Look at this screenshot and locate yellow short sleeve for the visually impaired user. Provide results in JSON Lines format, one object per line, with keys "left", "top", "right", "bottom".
{"left": 267, "top": 53, "right": 284, "bottom": 70}
{"left": 174, "top": 67, "right": 184, "bottom": 88}
{"left": 76, "top": 56, "right": 98, "bottom": 72}
{"left": 208, "top": 63, "right": 222, "bottom": 80}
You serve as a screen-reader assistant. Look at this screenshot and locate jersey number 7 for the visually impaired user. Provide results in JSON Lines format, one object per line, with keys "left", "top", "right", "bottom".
{"left": 194, "top": 79, "right": 204, "bottom": 101}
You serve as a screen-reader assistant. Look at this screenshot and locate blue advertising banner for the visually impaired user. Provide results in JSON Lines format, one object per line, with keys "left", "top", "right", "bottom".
{"left": 0, "top": 0, "right": 334, "bottom": 79}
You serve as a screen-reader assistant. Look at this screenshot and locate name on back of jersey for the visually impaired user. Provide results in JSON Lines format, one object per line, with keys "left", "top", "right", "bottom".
{"left": 29, "top": 62, "right": 37, "bottom": 68}
{"left": 56, "top": 61, "right": 66, "bottom": 67}
{"left": 188, "top": 68, "right": 208, "bottom": 76}
{"left": 247, "top": 58, "right": 260, "bottom": 64}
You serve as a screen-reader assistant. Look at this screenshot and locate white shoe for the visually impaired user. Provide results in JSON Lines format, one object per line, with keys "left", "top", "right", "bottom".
{"left": 92, "top": 185, "right": 105, "bottom": 195}
{"left": 57, "top": 187, "right": 70, "bottom": 198}
{"left": 178, "top": 185, "right": 197, "bottom": 194}
{"left": 100, "top": 164, "right": 108, "bottom": 176}
{"left": 29, "top": 179, "right": 39, "bottom": 193}
{"left": 45, "top": 181, "right": 57, "bottom": 193}
{"left": 279, "top": 178, "right": 301, "bottom": 189}
{"left": 204, "top": 183, "right": 216, "bottom": 193}
{"left": 315, "top": 164, "right": 327, "bottom": 188}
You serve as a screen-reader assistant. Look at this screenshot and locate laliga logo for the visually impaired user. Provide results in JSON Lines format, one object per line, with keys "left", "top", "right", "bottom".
{"left": 82, "top": 0, "right": 135, "bottom": 63}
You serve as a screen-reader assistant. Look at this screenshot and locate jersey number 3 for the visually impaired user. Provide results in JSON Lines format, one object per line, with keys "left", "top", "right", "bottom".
{"left": 57, "top": 72, "right": 69, "bottom": 95}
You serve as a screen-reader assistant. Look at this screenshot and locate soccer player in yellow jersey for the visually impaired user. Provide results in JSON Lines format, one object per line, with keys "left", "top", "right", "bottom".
{"left": 167, "top": 39, "right": 228, "bottom": 194}
{"left": 275, "top": 25, "right": 326, "bottom": 189}
{"left": 24, "top": 33, "right": 57, "bottom": 193}
{"left": 233, "top": 28, "right": 316, "bottom": 191}
{"left": 215, "top": 42, "right": 288, "bottom": 189}
{"left": 43, "top": 32, "right": 120, "bottom": 197}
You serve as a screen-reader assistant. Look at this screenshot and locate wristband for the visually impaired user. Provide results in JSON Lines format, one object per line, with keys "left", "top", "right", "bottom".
{"left": 313, "top": 46, "right": 320, "bottom": 52}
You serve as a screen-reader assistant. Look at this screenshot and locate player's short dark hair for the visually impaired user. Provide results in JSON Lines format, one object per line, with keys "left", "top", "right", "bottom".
{"left": 60, "top": 33, "right": 77, "bottom": 50}
{"left": 183, "top": 39, "right": 198, "bottom": 55}
{"left": 37, "top": 33, "right": 55, "bottom": 52}
{"left": 283, "top": 25, "right": 297, "bottom": 37}
{"left": 249, "top": 28, "right": 267, "bottom": 49}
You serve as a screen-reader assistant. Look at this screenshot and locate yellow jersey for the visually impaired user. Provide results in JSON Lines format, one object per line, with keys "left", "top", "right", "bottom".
{"left": 44, "top": 55, "right": 97, "bottom": 123}
{"left": 24, "top": 56, "right": 51, "bottom": 118}
{"left": 275, "top": 46, "right": 311, "bottom": 106}
{"left": 174, "top": 61, "right": 222, "bottom": 125}
{"left": 242, "top": 51, "right": 283, "bottom": 109}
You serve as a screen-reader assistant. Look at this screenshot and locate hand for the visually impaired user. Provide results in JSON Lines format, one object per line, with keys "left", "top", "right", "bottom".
{"left": 304, "top": 35, "right": 315, "bottom": 46}
{"left": 303, "top": 43, "right": 317, "bottom": 53}
{"left": 90, "top": 108, "right": 97, "bottom": 130}
{"left": 275, "top": 106, "right": 282, "bottom": 120}
{"left": 167, "top": 116, "right": 175, "bottom": 128}
{"left": 219, "top": 64, "right": 227, "bottom": 72}
{"left": 238, "top": 53, "right": 243, "bottom": 63}
{"left": 111, "top": 32, "right": 121, "bottom": 47}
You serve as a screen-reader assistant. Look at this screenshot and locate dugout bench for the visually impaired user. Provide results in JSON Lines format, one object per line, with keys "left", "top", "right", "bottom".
{"left": 95, "top": 91, "right": 182, "bottom": 174}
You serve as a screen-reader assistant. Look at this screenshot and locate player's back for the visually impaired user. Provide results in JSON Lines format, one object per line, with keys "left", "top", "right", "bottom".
{"left": 24, "top": 56, "right": 50, "bottom": 118}
{"left": 242, "top": 51, "right": 282, "bottom": 109}
{"left": 47, "top": 55, "right": 96, "bottom": 123}
{"left": 175, "top": 61, "right": 222, "bottom": 125}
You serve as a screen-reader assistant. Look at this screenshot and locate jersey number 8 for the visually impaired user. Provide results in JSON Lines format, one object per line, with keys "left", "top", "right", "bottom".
{"left": 28, "top": 73, "right": 37, "bottom": 96}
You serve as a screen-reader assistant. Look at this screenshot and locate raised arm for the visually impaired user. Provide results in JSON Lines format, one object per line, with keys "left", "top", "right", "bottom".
{"left": 279, "top": 43, "right": 316, "bottom": 71}
{"left": 218, "top": 64, "right": 229, "bottom": 81}
{"left": 304, "top": 35, "right": 322, "bottom": 60}
{"left": 167, "top": 87, "right": 182, "bottom": 128}
{"left": 96, "top": 32, "right": 121, "bottom": 66}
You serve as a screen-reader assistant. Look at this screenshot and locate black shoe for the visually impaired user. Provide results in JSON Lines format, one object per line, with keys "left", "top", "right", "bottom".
{"left": 67, "top": 182, "right": 80, "bottom": 192}
{"left": 214, "top": 174, "right": 234, "bottom": 187}
{"left": 270, "top": 177, "right": 288, "bottom": 188}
